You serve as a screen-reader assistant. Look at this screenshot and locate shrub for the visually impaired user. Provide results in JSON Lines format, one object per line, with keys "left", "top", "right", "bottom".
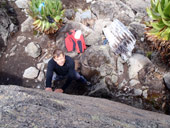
{"left": 28, "top": 0, "right": 64, "bottom": 34}
{"left": 145, "top": 0, "right": 170, "bottom": 63}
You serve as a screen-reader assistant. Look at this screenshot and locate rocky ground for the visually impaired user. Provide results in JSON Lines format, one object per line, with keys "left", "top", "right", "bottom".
{"left": 0, "top": 85, "right": 170, "bottom": 128}
{"left": 0, "top": 0, "right": 170, "bottom": 115}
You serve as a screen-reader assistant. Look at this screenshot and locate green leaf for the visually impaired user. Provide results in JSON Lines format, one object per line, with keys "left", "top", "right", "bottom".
{"left": 160, "top": 27, "right": 170, "bottom": 40}
{"left": 41, "top": 21, "right": 46, "bottom": 32}
{"left": 54, "top": 16, "right": 61, "bottom": 22}
{"left": 151, "top": 20, "right": 165, "bottom": 30}
{"left": 45, "top": 21, "right": 50, "bottom": 31}
{"left": 147, "top": 8, "right": 161, "bottom": 20}
{"left": 164, "top": 2, "right": 170, "bottom": 17}
{"left": 162, "top": 18, "right": 170, "bottom": 27}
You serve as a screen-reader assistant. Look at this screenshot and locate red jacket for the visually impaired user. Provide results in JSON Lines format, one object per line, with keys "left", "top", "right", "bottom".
{"left": 65, "top": 30, "right": 86, "bottom": 53}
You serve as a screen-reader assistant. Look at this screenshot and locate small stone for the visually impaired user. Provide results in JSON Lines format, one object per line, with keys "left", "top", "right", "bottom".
{"left": 118, "top": 79, "right": 127, "bottom": 89}
{"left": 17, "top": 36, "right": 26, "bottom": 43}
{"left": 37, "top": 63, "right": 45, "bottom": 71}
{"left": 86, "top": 0, "right": 92, "bottom": 3}
{"left": 9, "top": 52, "right": 15, "bottom": 56}
{"left": 37, "top": 71, "right": 45, "bottom": 82}
{"left": 36, "top": 85, "right": 41, "bottom": 89}
{"left": 140, "top": 37, "right": 144, "bottom": 42}
{"left": 134, "top": 88, "right": 142, "bottom": 96}
{"left": 23, "top": 67, "right": 39, "bottom": 79}
{"left": 10, "top": 45, "right": 17, "bottom": 53}
{"left": 25, "top": 42, "right": 41, "bottom": 58}
{"left": 143, "top": 90, "right": 148, "bottom": 99}
{"left": 5, "top": 54, "right": 9, "bottom": 58}
{"left": 111, "top": 75, "right": 118, "bottom": 83}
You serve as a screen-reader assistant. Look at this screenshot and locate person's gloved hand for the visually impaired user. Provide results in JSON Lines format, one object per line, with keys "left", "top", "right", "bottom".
{"left": 54, "top": 89, "right": 63, "bottom": 93}
{"left": 45, "top": 88, "right": 52, "bottom": 92}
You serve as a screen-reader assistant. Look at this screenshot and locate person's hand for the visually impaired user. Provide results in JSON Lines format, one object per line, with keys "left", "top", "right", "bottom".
{"left": 54, "top": 89, "right": 63, "bottom": 93}
{"left": 45, "top": 88, "right": 52, "bottom": 92}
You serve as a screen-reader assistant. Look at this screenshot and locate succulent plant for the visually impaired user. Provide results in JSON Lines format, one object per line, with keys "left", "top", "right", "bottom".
{"left": 28, "top": 0, "right": 64, "bottom": 34}
{"left": 145, "top": 0, "right": 170, "bottom": 63}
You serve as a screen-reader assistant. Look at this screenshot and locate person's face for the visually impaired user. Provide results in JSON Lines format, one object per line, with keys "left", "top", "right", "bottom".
{"left": 54, "top": 54, "right": 66, "bottom": 66}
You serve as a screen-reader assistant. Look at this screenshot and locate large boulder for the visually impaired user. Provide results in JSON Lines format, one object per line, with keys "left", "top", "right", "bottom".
{"left": 80, "top": 45, "right": 118, "bottom": 97}
{"left": 90, "top": 0, "right": 135, "bottom": 25}
{"left": 0, "top": 85, "right": 170, "bottom": 128}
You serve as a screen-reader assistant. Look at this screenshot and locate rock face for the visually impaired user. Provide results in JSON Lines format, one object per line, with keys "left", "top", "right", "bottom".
{"left": 0, "top": 8, "right": 18, "bottom": 47}
{"left": 0, "top": 85, "right": 170, "bottom": 128}
{"left": 90, "top": 0, "right": 135, "bottom": 25}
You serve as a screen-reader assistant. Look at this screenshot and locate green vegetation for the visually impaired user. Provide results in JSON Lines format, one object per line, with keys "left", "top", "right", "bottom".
{"left": 145, "top": 0, "right": 170, "bottom": 63}
{"left": 28, "top": 0, "right": 64, "bottom": 34}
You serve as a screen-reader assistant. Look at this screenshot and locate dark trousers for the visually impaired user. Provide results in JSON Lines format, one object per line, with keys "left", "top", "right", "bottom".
{"left": 52, "top": 71, "right": 87, "bottom": 91}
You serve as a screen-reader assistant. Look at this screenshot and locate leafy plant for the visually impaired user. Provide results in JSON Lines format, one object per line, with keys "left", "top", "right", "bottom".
{"left": 28, "top": 0, "right": 64, "bottom": 34}
{"left": 145, "top": 0, "right": 170, "bottom": 63}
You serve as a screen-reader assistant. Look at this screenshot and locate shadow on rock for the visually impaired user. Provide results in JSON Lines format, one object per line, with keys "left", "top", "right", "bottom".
{"left": 0, "top": 72, "right": 23, "bottom": 86}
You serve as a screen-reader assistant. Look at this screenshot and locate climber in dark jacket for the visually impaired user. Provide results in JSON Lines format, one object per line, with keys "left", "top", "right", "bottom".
{"left": 45, "top": 48, "right": 91, "bottom": 93}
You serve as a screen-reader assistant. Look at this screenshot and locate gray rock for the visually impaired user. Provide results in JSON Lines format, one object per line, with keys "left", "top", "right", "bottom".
{"left": 37, "top": 71, "right": 45, "bottom": 82}
{"left": 15, "top": 0, "right": 29, "bottom": 9}
{"left": 111, "top": 75, "right": 118, "bottom": 83}
{"left": 118, "top": 79, "right": 127, "bottom": 89}
{"left": 80, "top": 45, "right": 117, "bottom": 96}
{"left": 9, "top": 52, "right": 15, "bottom": 56}
{"left": 0, "top": 8, "right": 17, "bottom": 47}
{"left": 75, "top": 11, "right": 81, "bottom": 22}
{"left": 60, "top": 20, "right": 93, "bottom": 37}
{"left": 85, "top": 31, "right": 102, "bottom": 46}
{"left": 80, "top": 10, "right": 92, "bottom": 20}
{"left": 23, "top": 67, "right": 39, "bottom": 79}
{"left": 128, "top": 54, "right": 152, "bottom": 79}
{"left": 134, "top": 88, "right": 143, "bottom": 96}
{"left": 86, "top": 0, "right": 93, "bottom": 3}
{"left": 129, "top": 79, "right": 140, "bottom": 87}
{"left": 164, "top": 72, "right": 170, "bottom": 91}
{"left": 10, "top": 45, "right": 17, "bottom": 53}
{"left": 93, "top": 19, "right": 112, "bottom": 34}
{"left": 21, "top": 16, "right": 34, "bottom": 32}
{"left": 37, "top": 63, "right": 45, "bottom": 71}
{"left": 64, "top": 9, "right": 75, "bottom": 20}
{"left": 25, "top": 42, "right": 41, "bottom": 58}
{"left": 1, "top": 85, "right": 170, "bottom": 128}
{"left": 129, "top": 22, "right": 146, "bottom": 38}
{"left": 143, "top": 90, "right": 148, "bottom": 99}
{"left": 117, "top": 57, "right": 124, "bottom": 75}
{"left": 121, "top": 0, "right": 150, "bottom": 14}
{"left": 17, "top": 36, "right": 26, "bottom": 43}
{"left": 138, "top": 64, "right": 164, "bottom": 91}
{"left": 90, "top": 0, "right": 135, "bottom": 25}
